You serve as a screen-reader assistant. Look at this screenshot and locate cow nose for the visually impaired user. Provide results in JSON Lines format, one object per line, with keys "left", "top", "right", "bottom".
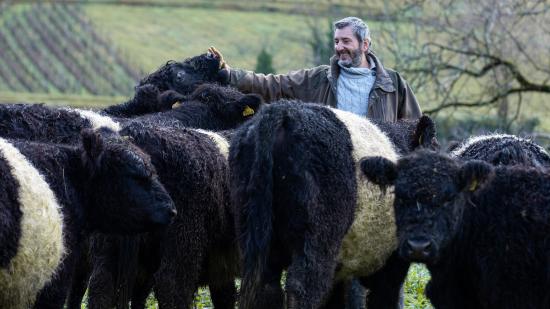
{"left": 406, "top": 239, "right": 432, "bottom": 260}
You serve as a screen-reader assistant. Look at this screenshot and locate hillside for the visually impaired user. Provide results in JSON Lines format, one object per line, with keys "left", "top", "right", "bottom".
{"left": 0, "top": 3, "right": 142, "bottom": 97}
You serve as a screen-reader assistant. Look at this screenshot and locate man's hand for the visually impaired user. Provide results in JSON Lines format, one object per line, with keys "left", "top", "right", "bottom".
{"left": 208, "top": 46, "right": 229, "bottom": 70}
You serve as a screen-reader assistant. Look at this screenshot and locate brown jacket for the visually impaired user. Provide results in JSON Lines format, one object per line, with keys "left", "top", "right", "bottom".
{"left": 229, "top": 52, "right": 421, "bottom": 122}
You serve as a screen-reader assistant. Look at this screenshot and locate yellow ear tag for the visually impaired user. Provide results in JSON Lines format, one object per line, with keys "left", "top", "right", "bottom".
{"left": 242, "top": 105, "right": 255, "bottom": 117}
{"left": 468, "top": 179, "right": 478, "bottom": 191}
{"left": 172, "top": 101, "right": 182, "bottom": 109}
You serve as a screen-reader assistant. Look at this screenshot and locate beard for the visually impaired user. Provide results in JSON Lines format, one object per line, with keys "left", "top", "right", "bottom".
{"left": 336, "top": 46, "right": 363, "bottom": 68}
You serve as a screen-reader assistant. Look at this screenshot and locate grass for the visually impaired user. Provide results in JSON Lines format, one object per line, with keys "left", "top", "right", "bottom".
{"left": 78, "top": 265, "right": 432, "bottom": 308}
{"left": 83, "top": 4, "right": 326, "bottom": 74}
{"left": 404, "top": 264, "right": 433, "bottom": 309}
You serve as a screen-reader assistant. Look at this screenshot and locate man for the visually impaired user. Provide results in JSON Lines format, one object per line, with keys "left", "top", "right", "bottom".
{"left": 209, "top": 16, "right": 421, "bottom": 122}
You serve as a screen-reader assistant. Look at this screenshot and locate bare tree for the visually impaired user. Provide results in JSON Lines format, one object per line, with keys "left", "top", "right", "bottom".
{"left": 378, "top": 0, "right": 550, "bottom": 122}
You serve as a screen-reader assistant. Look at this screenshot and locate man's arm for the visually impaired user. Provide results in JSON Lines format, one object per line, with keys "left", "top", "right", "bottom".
{"left": 208, "top": 46, "right": 324, "bottom": 102}
{"left": 229, "top": 68, "right": 321, "bottom": 102}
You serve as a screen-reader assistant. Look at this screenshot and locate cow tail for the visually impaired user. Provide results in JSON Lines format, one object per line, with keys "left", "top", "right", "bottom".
{"left": 238, "top": 110, "right": 288, "bottom": 309}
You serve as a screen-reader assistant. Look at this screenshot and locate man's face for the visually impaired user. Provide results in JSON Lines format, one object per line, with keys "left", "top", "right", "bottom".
{"left": 334, "top": 26, "right": 367, "bottom": 68}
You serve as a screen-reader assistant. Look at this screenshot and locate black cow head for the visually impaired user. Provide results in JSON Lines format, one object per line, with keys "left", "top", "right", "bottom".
{"left": 80, "top": 128, "right": 176, "bottom": 233}
{"left": 138, "top": 53, "right": 228, "bottom": 95}
{"left": 160, "top": 83, "right": 263, "bottom": 130}
{"left": 360, "top": 150, "right": 494, "bottom": 264}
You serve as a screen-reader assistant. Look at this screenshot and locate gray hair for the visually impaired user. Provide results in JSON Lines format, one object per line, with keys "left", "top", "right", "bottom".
{"left": 333, "top": 17, "right": 371, "bottom": 47}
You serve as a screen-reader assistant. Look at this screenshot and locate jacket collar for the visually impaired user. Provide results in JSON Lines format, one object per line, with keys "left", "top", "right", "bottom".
{"left": 328, "top": 51, "right": 395, "bottom": 92}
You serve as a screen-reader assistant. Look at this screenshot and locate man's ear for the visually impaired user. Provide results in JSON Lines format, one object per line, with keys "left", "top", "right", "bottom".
{"left": 363, "top": 40, "right": 369, "bottom": 52}
{"left": 360, "top": 156, "right": 397, "bottom": 187}
{"left": 456, "top": 160, "right": 494, "bottom": 193}
{"left": 236, "top": 94, "right": 263, "bottom": 118}
{"left": 411, "top": 115, "right": 439, "bottom": 151}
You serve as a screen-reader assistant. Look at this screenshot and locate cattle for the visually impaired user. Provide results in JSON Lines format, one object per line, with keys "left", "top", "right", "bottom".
{"left": 0, "top": 128, "right": 175, "bottom": 309}
{"left": 81, "top": 85, "right": 264, "bottom": 309}
{"left": 449, "top": 133, "right": 550, "bottom": 168}
{"left": 0, "top": 85, "right": 249, "bottom": 307}
{"left": 103, "top": 53, "right": 229, "bottom": 117}
{"left": 361, "top": 149, "right": 550, "bottom": 309}
{"left": 0, "top": 84, "right": 260, "bottom": 143}
{"left": 229, "top": 100, "right": 437, "bottom": 309}
{"left": 0, "top": 84, "right": 261, "bottom": 308}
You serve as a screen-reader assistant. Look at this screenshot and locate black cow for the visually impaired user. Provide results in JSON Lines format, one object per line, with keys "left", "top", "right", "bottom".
{"left": 0, "top": 129, "right": 175, "bottom": 308}
{"left": 0, "top": 85, "right": 261, "bottom": 308}
{"left": 103, "top": 53, "right": 229, "bottom": 117}
{"left": 449, "top": 133, "right": 550, "bottom": 168}
{"left": 361, "top": 150, "right": 550, "bottom": 309}
{"left": 229, "top": 101, "right": 437, "bottom": 309}
{"left": 81, "top": 85, "right": 263, "bottom": 309}
{"left": 0, "top": 85, "right": 261, "bottom": 309}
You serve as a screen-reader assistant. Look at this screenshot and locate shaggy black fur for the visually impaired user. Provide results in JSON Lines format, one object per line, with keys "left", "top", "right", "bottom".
{"left": 103, "top": 53, "right": 229, "bottom": 117}
{"left": 5, "top": 129, "right": 175, "bottom": 309}
{"left": 137, "top": 83, "right": 263, "bottom": 130}
{"left": 229, "top": 101, "right": 437, "bottom": 309}
{"left": 117, "top": 121, "right": 239, "bottom": 309}
{"left": 69, "top": 85, "right": 262, "bottom": 309}
{"left": 0, "top": 152, "right": 22, "bottom": 268}
{"left": 362, "top": 150, "right": 550, "bottom": 309}
{"left": 0, "top": 104, "right": 91, "bottom": 144}
{"left": 451, "top": 134, "right": 550, "bottom": 168}
{"left": 372, "top": 115, "right": 439, "bottom": 155}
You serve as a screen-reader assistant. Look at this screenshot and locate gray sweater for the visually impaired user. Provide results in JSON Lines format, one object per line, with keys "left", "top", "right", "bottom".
{"left": 336, "top": 62, "right": 377, "bottom": 116}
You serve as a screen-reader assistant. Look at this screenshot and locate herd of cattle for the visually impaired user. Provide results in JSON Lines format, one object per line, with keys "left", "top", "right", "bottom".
{"left": 0, "top": 53, "right": 549, "bottom": 309}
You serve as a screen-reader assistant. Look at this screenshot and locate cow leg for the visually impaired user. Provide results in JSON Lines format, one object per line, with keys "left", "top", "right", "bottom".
{"left": 359, "top": 251, "right": 410, "bottom": 309}
{"left": 33, "top": 251, "right": 79, "bottom": 309}
{"left": 154, "top": 258, "right": 200, "bottom": 309}
{"left": 87, "top": 260, "right": 116, "bottom": 309}
{"left": 209, "top": 281, "right": 236, "bottom": 309}
{"left": 154, "top": 229, "right": 205, "bottom": 309}
{"left": 285, "top": 232, "right": 342, "bottom": 309}
{"left": 65, "top": 250, "right": 91, "bottom": 309}
{"left": 345, "top": 279, "right": 366, "bottom": 309}
{"left": 131, "top": 235, "right": 160, "bottom": 309}
{"left": 257, "top": 256, "right": 285, "bottom": 309}
{"left": 130, "top": 275, "right": 153, "bottom": 309}
{"left": 320, "top": 280, "right": 348, "bottom": 309}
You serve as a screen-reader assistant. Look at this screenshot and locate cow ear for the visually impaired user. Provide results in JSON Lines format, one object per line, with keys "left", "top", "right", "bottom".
{"left": 411, "top": 115, "right": 439, "bottom": 150}
{"left": 236, "top": 94, "right": 263, "bottom": 118}
{"left": 360, "top": 156, "right": 397, "bottom": 187}
{"left": 81, "top": 129, "right": 105, "bottom": 173}
{"left": 457, "top": 160, "right": 494, "bottom": 193}
{"left": 158, "top": 90, "right": 186, "bottom": 110}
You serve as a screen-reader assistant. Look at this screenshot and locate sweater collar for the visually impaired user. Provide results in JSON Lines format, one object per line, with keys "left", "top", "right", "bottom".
{"left": 328, "top": 51, "right": 395, "bottom": 92}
